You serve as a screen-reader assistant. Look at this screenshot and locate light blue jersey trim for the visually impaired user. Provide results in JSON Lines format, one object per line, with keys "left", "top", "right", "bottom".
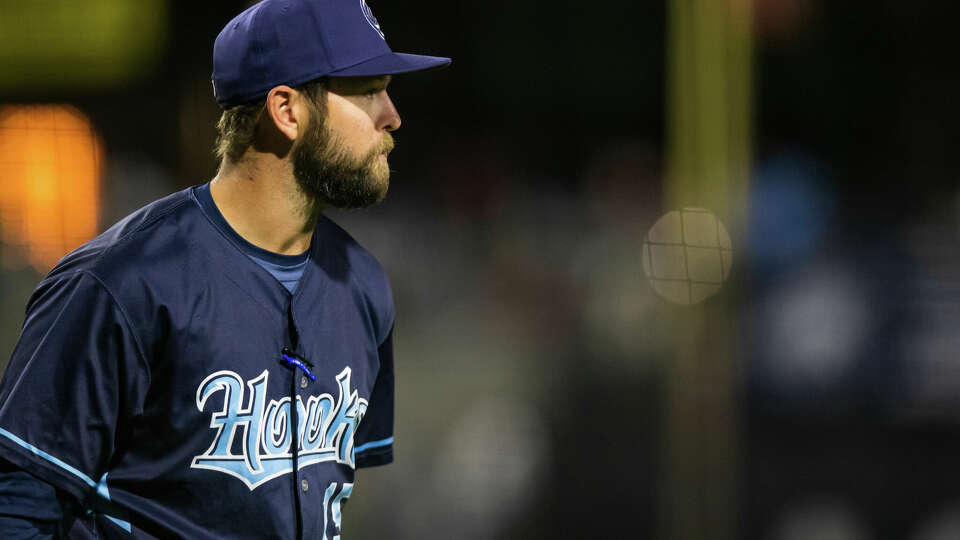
{"left": 354, "top": 437, "right": 393, "bottom": 454}
{"left": 0, "top": 429, "right": 132, "bottom": 533}
{"left": 104, "top": 513, "right": 132, "bottom": 532}
{"left": 0, "top": 427, "right": 95, "bottom": 487}
{"left": 96, "top": 473, "right": 133, "bottom": 533}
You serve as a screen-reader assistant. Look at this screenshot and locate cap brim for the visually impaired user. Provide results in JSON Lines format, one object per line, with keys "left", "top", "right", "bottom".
{"left": 330, "top": 52, "right": 451, "bottom": 77}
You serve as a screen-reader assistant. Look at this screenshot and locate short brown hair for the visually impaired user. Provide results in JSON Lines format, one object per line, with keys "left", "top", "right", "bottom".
{"left": 214, "top": 78, "right": 329, "bottom": 164}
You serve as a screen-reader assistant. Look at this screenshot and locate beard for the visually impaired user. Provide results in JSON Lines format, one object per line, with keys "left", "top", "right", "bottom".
{"left": 291, "top": 108, "right": 394, "bottom": 210}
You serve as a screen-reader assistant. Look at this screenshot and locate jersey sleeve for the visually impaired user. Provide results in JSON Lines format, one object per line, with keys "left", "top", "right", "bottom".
{"left": 353, "top": 326, "right": 394, "bottom": 468}
{"left": 0, "top": 458, "right": 62, "bottom": 538}
{"left": 0, "top": 271, "right": 150, "bottom": 503}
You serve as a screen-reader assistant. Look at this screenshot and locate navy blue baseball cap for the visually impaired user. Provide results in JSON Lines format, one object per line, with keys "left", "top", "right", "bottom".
{"left": 212, "top": 0, "right": 451, "bottom": 108}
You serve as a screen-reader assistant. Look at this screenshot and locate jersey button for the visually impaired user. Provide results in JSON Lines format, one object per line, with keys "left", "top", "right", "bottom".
{"left": 300, "top": 375, "right": 309, "bottom": 388}
{"left": 301, "top": 479, "right": 309, "bottom": 492}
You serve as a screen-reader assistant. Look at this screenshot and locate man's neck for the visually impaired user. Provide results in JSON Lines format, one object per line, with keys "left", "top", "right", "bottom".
{"left": 209, "top": 159, "right": 320, "bottom": 256}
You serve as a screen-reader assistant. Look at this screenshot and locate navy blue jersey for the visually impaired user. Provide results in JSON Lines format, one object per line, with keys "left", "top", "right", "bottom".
{"left": 0, "top": 185, "right": 395, "bottom": 539}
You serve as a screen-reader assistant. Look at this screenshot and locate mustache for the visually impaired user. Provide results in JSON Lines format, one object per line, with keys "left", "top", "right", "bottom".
{"left": 376, "top": 133, "right": 395, "bottom": 156}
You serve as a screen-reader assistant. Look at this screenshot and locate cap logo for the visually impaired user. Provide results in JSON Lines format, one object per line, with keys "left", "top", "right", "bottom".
{"left": 360, "top": 0, "right": 385, "bottom": 41}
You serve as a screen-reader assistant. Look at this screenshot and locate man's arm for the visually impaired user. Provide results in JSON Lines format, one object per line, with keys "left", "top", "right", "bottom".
{"left": 0, "top": 271, "right": 150, "bottom": 524}
{"left": 353, "top": 326, "right": 395, "bottom": 468}
{"left": 0, "top": 458, "right": 63, "bottom": 539}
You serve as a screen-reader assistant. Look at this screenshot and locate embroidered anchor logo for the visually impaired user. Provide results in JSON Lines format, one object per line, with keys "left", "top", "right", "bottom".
{"left": 360, "top": 0, "right": 385, "bottom": 40}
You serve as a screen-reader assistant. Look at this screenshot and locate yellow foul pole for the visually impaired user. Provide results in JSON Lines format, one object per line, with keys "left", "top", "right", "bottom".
{"left": 660, "top": 0, "right": 753, "bottom": 538}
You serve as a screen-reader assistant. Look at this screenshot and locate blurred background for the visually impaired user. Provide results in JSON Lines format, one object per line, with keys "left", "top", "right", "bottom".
{"left": 1, "top": 0, "right": 959, "bottom": 538}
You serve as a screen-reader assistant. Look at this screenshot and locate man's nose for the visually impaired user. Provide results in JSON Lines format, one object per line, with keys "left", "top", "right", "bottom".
{"left": 378, "top": 93, "right": 401, "bottom": 132}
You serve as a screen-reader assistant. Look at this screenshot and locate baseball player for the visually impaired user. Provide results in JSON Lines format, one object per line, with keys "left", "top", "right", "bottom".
{"left": 0, "top": 0, "right": 449, "bottom": 537}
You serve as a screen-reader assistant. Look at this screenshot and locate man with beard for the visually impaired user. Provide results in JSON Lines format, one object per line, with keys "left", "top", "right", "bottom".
{"left": 0, "top": 0, "right": 449, "bottom": 538}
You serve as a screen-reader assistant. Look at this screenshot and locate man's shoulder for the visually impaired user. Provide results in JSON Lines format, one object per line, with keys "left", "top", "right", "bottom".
{"left": 317, "top": 215, "right": 391, "bottom": 287}
{"left": 43, "top": 186, "right": 203, "bottom": 286}
{"left": 316, "top": 215, "right": 395, "bottom": 334}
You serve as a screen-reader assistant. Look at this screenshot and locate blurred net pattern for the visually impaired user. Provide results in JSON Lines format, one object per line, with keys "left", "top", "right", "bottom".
{"left": 0, "top": 105, "right": 102, "bottom": 272}
{"left": 642, "top": 207, "right": 733, "bottom": 305}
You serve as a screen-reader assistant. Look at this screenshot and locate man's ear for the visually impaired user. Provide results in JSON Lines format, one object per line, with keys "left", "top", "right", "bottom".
{"left": 264, "top": 85, "right": 304, "bottom": 141}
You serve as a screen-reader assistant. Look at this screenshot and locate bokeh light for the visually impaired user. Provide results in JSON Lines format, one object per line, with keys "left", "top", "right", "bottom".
{"left": 912, "top": 501, "right": 960, "bottom": 540}
{"left": 642, "top": 207, "right": 733, "bottom": 304}
{"left": 0, "top": 105, "right": 103, "bottom": 272}
{"left": 770, "top": 497, "right": 871, "bottom": 540}
{"left": 0, "top": 0, "right": 167, "bottom": 91}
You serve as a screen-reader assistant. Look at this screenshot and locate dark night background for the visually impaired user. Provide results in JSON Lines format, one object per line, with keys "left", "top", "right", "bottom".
{"left": 2, "top": 1, "right": 960, "bottom": 538}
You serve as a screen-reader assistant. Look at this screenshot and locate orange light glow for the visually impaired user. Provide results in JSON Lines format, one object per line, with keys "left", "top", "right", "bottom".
{"left": 0, "top": 105, "right": 103, "bottom": 272}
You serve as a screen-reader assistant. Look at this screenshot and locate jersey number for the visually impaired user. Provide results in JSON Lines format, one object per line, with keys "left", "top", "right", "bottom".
{"left": 322, "top": 482, "right": 353, "bottom": 540}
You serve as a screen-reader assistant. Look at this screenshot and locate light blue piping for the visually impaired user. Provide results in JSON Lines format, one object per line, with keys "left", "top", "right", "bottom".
{"left": 0, "top": 427, "right": 95, "bottom": 487}
{"left": 96, "top": 473, "right": 133, "bottom": 533}
{"left": 354, "top": 437, "right": 393, "bottom": 454}
{"left": 0, "top": 429, "right": 133, "bottom": 534}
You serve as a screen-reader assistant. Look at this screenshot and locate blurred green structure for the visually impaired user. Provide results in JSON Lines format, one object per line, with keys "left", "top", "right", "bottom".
{"left": 0, "top": 0, "right": 168, "bottom": 91}
{"left": 661, "top": 0, "right": 753, "bottom": 538}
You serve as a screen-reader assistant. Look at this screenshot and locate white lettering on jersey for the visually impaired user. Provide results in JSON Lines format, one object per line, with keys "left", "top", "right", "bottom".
{"left": 191, "top": 367, "right": 368, "bottom": 490}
